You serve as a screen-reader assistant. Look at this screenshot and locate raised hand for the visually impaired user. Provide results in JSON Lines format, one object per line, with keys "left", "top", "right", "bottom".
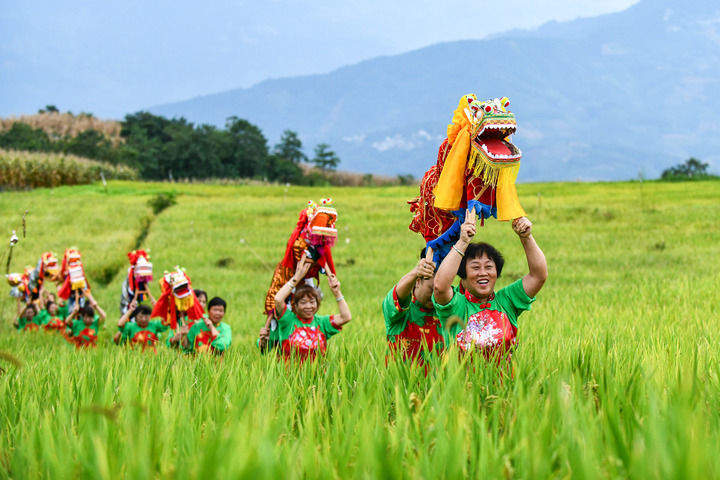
{"left": 327, "top": 272, "right": 341, "bottom": 294}
{"left": 459, "top": 208, "right": 477, "bottom": 244}
{"left": 293, "top": 253, "right": 312, "bottom": 282}
{"left": 512, "top": 217, "right": 532, "bottom": 238}
{"left": 416, "top": 247, "right": 436, "bottom": 279}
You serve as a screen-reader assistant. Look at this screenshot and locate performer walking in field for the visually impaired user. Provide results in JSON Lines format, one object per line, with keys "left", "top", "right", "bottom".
{"left": 382, "top": 248, "right": 443, "bottom": 366}
{"left": 260, "top": 199, "right": 339, "bottom": 352}
{"left": 13, "top": 303, "right": 41, "bottom": 331}
{"left": 117, "top": 302, "right": 168, "bottom": 351}
{"left": 182, "top": 297, "right": 232, "bottom": 355}
{"left": 271, "top": 255, "right": 350, "bottom": 360}
{"left": 65, "top": 302, "right": 106, "bottom": 348}
{"left": 432, "top": 209, "right": 547, "bottom": 362}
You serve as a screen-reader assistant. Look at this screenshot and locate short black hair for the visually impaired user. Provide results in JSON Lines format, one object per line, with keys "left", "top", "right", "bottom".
{"left": 79, "top": 304, "right": 95, "bottom": 318}
{"left": 194, "top": 289, "right": 207, "bottom": 300}
{"left": 208, "top": 297, "right": 226, "bottom": 310}
{"left": 457, "top": 242, "right": 505, "bottom": 279}
{"left": 45, "top": 300, "right": 56, "bottom": 309}
{"left": 24, "top": 303, "right": 38, "bottom": 315}
{"left": 135, "top": 304, "right": 152, "bottom": 316}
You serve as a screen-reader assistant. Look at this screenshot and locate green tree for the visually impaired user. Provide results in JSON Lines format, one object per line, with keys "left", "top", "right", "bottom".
{"left": 312, "top": 143, "right": 340, "bottom": 171}
{"left": 0, "top": 123, "right": 54, "bottom": 151}
{"left": 273, "top": 130, "right": 307, "bottom": 164}
{"left": 661, "top": 157, "right": 711, "bottom": 180}
{"left": 225, "top": 116, "right": 270, "bottom": 178}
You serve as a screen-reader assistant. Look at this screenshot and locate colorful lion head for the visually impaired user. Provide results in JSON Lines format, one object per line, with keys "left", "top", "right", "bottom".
{"left": 304, "top": 197, "right": 338, "bottom": 248}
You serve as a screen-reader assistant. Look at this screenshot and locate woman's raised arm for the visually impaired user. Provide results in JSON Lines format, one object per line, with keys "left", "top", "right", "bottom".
{"left": 434, "top": 209, "right": 476, "bottom": 304}
{"left": 513, "top": 217, "right": 548, "bottom": 298}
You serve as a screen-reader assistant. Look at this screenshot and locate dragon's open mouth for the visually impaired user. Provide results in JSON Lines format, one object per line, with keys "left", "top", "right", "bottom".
{"left": 474, "top": 122, "right": 521, "bottom": 162}
{"left": 173, "top": 283, "right": 190, "bottom": 298}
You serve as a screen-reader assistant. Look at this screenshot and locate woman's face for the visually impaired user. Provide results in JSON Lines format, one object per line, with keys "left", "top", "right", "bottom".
{"left": 48, "top": 303, "right": 58, "bottom": 315}
{"left": 295, "top": 295, "right": 318, "bottom": 319}
{"left": 464, "top": 253, "right": 498, "bottom": 298}
{"left": 198, "top": 295, "right": 208, "bottom": 311}
{"left": 24, "top": 307, "right": 36, "bottom": 319}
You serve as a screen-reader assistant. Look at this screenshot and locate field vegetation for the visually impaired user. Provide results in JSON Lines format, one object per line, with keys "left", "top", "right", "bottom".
{"left": 0, "top": 149, "right": 137, "bottom": 189}
{"left": 0, "top": 180, "right": 718, "bottom": 478}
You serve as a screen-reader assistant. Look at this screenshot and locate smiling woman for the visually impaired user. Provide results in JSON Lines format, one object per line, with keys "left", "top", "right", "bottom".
{"left": 432, "top": 209, "right": 547, "bottom": 361}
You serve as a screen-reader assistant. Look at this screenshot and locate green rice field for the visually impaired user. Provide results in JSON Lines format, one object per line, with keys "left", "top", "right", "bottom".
{"left": 0, "top": 180, "right": 718, "bottom": 478}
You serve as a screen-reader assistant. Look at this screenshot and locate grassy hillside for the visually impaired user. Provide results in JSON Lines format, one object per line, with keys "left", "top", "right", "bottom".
{"left": 0, "top": 180, "right": 719, "bottom": 478}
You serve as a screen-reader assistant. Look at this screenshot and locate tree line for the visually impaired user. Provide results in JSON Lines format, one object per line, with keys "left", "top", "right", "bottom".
{"left": 0, "top": 108, "right": 341, "bottom": 184}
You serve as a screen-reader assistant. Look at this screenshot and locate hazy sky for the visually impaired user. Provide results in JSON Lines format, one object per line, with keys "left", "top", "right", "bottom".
{"left": 0, "top": 0, "right": 638, "bottom": 118}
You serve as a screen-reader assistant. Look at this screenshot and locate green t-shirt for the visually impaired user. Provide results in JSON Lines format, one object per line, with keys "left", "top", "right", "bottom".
{"left": 186, "top": 321, "right": 232, "bottom": 353}
{"left": 57, "top": 303, "right": 69, "bottom": 319}
{"left": 275, "top": 307, "right": 341, "bottom": 358}
{"left": 67, "top": 316, "right": 100, "bottom": 345}
{"left": 432, "top": 279, "right": 535, "bottom": 347}
{"left": 381, "top": 286, "right": 444, "bottom": 362}
{"left": 17, "top": 311, "right": 47, "bottom": 330}
{"left": 121, "top": 320, "right": 169, "bottom": 346}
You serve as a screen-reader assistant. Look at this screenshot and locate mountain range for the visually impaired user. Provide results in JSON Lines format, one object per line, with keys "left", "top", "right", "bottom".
{"left": 149, "top": 0, "right": 720, "bottom": 181}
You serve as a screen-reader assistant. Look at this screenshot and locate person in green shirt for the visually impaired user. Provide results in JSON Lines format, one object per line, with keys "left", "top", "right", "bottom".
{"left": 272, "top": 254, "right": 351, "bottom": 361}
{"left": 182, "top": 297, "right": 232, "bottom": 355}
{"left": 65, "top": 302, "right": 106, "bottom": 348}
{"left": 13, "top": 303, "right": 41, "bottom": 331}
{"left": 382, "top": 247, "right": 443, "bottom": 366}
{"left": 117, "top": 302, "right": 169, "bottom": 351}
{"left": 432, "top": 210, "right": 547, "bottom": 361}
{"left": 35, "top": 300, "right": 66, "bottom": 332}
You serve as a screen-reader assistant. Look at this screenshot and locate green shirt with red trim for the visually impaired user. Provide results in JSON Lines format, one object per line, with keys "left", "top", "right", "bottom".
{"left": 381, "top": 286, "right": 443, "bottom": 363}
{"left": 432, "top": 279, "right": 534, "bottom": 353}
{"left": 275, "top": 306, "right": 342, "bottom": 360}
{"left": 186, "top": 320, "right": 232, "bottom": 354}
{"left": 67, "top": 316, "right": 100, "bottom": 346}
{"left": 17, "top": 311, "right": 48, "bottom": 331}
{"left": 34, "top": 309, "right": 66, "bottom": 332}
{"left": 121, "top": 320, "right": 169, "bottom": 348}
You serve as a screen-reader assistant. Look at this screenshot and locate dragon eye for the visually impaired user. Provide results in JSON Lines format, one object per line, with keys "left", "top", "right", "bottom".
{"left": 483, "top": 104, "right": 493, "bottom": 113}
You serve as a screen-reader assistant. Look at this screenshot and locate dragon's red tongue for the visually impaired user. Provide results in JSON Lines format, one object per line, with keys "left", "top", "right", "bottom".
{"left": 481, "top": 138, "right": 511, "bottom": 156}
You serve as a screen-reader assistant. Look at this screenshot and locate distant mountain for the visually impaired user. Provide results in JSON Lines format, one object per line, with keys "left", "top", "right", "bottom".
{"left": 149, "top": 0, "right": 720, "bottom": 181}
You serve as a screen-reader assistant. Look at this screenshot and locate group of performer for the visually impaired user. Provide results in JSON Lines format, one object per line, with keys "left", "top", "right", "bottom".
{"left": 6, "top": 94, "right": 548, "bottom": 369}
{"left": 8, "top": 248, "right": 232, "bottom": 353}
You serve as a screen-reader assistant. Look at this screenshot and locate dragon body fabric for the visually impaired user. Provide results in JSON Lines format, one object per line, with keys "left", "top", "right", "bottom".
{"left": 263, "top": 199, "right": 337, "bottom": 315}
{"left": 409, "top": 95, "right": 526, "bottom": 263}
{"left": 120, "top": 249, "right": 153, "bottom": 314}
{"left": 7, "top": 252, "right": 60, "bottom": 303}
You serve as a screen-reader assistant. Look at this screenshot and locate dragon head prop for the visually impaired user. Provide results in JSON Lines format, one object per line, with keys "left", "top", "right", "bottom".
{"left": 304, "top": 197, "right": 338, "bottom": 248}
{"left": 409, "top": 94, "right": 526, "bottom": 265}
{"left": 57, "top": 247, "right": 90, "bottom": 300}
{"left": 467, "top": 96, "right": 522, "bottom": 182}
{"left": 151, "top": 266, "right": 204, "bottom": 329}
{"left": 128, "top": 249, "right": 153, "bottom": 284}
{"left": 38, "top": 251, "right": 60, "bottom": 281}
{"left": 6, "top": 267, "right": 31, "bottom": 300}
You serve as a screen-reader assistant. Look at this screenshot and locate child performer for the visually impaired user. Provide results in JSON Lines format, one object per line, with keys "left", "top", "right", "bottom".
{"left": 272, "top": 255, "right": 351, "bottom": 361}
